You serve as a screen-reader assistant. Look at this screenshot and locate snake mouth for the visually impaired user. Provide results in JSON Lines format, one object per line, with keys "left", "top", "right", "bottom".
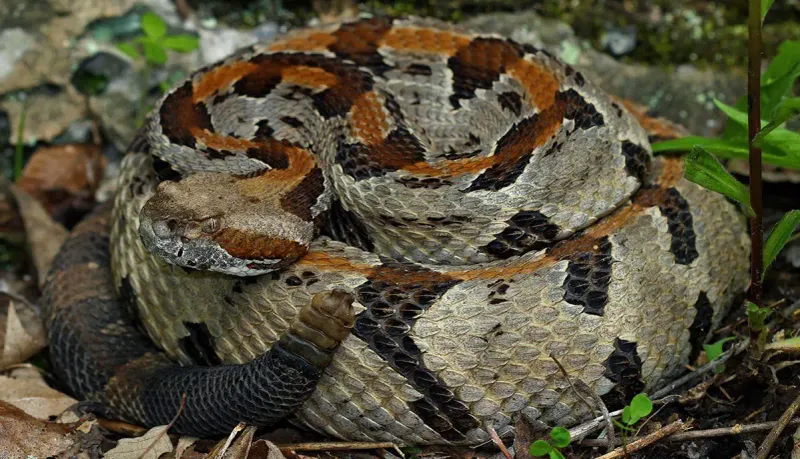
{"left": 138, "top": 217, "right": 281, "bottom": 276}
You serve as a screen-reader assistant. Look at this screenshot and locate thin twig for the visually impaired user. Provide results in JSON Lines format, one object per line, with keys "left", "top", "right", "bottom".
{"left": 651, "top": 340, "right": 748, "bottom": 400}
{"left": 550, "top": 353, "right": 616, "bottom": 450}
{"left": 550, "top": 354, "right": 597, "bottom": 417}
{"left": 756, "top": 393, "right": 800, "bottom": 459}
{"left": 212, "top": 421, "right": 246, "bottom": 459}
{"left": 277, "top": 441, "right": 397, "bottom": 452}
{"left": 580, "top": 418, "right": 800, "bottom": 447}
{"left": 593, "top": 420, "right": 685, "bottom": 459}
{"left": 95, "top": 418, "right": 148, "bottom": 437}
{"left": 635, "top": 402, "right": 672, "bottom": 437}
{"left": 569, "top": 408, "right": 624, "bottom": 442}
{"left": 486, "top": 425, "right": 512, "bottom": 459}
{"left": 138, "top": 393, "right": 186, "bottom": 459}
{"left": 568, "top": 395, "right": 681, "bottom": 442}
{"left": 576, "top": 380, "right": 617, "bottom": 452}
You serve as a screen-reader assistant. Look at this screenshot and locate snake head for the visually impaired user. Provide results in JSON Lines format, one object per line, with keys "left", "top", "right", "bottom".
{"left": 138, "top": 172, "right": 314, "bottom": 276}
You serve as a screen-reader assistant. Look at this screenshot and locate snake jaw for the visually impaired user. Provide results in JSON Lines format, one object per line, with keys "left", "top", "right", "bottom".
{"left": 139, "top": 216, "right": 283, "bottom": 275}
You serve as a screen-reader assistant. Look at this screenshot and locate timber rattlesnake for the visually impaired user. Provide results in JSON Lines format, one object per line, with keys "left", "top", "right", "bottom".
{"left": 42, "top": 17, "right": 750, "bottom": 445}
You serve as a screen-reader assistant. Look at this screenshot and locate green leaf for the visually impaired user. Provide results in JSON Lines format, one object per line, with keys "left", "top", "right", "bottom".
{"left": 117, "top": 42, "right": 140, "bottom": 59}
{"left": 550, "top": 427, "right": 571, "bottom": 448}
{"left": 161, "top": 34, "right": 200, "bottom": 52}
{"left": 529, "top": 440, "right": 552, "bottom": 456}
{"left": 714, "top": 98, "right": 750, "bottom": 128}
{"left": 621, "top": 405, "right": 632, "bottom": 425}
{"left": 142, "top": 39, "right": 167, "bottom": 65}
{"left": 714, "top": 99, "right": 800, "bottom": 162}
{"left": 653, "top": 134, "right": 800, "bottom": 170}
{"left": 549, "top": 450, "right": 566, "bottom": 459}
{"left": 761, "top": 0, "right": 775, "bottom": 22}
{"left": 629, "top": 393, "right": 653, "bottom": 421}
{"left": 761, "top": 40, "right": 800, "bottom": 115}
{"left": 141, "top": 11, "right": 167, "bottom": 39}
{"left": 747, "top": 302, "right": 771, "bottom": 332}
{"left": 683, "top": 146, "right": 754, "bottom": 215}
{"left": 763, "top": 41, "right": 800, "bottom": 84}
{"left": 653, "top": 136, "right": 749, "bottom": 156}
{"left": 757, "top": 98, "right": 800, "bottom": 142}
{"left": 703, "top": 337, "right": 735, "bottom": 362}
{"left": 703, "top": 336, "right": 736, "bottom": 374}
{"left": 764, "top": 210, "right": 800, "bottom": 275}
{"left": 762, "top": 61, "right": 800, "bottom": 116}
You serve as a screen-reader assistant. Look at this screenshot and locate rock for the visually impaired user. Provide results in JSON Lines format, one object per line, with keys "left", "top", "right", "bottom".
{"left": 198, "top": 21, "right": 279, "bottom": 65}
{"left": 70, "top": 52, "right": 131, "bottom": 96}
{"left": 1, "top": 86, "right": 87, "bottom": 144}
{"left": 600, "top": 25, "right": 637, "bottom": 57}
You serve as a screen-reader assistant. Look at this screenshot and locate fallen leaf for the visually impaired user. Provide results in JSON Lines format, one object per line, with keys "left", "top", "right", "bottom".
{"left": 105, "top": 425, "right": 174, "bottom": 459}
{"left": 0, "top": 399, "right": 75, "bottom": 458}
{"left": 3, "top": 180, "right": 68, "bottom": 287}
{"left": 16, "top": 143, "right": 106, "bottom": 228}
{"left": 512, "top": 416, "right": 539, "bottom": 459}
{"left": 248, "top": 439, "right": 287, "bottom": 459}
{"left": 175, "top": 436, "right": 199, "bottom": 458}
{"left": 0, "top": 188, "right": 25, "bottom": 242}
{"left": 0, "top": 365, "right": 77, "bottom": 420}
{"left": 222, "top": 425, "right": 256, "bottom": 458}
{"left": 0, "top": 298, "right": 46, "bottom": 369}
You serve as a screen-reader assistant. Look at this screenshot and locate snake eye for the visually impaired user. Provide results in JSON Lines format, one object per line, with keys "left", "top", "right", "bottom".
{"left": 201, "top": 217, "right": 221, "bottom": 234}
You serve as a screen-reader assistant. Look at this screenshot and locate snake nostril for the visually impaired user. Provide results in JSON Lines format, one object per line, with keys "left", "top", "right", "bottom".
{"left": 152, "top": 219, "right": 178, "bottom": 239}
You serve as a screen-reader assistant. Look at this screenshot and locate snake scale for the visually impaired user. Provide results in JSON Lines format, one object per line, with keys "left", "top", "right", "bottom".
{"left": 42, "top": 17, "right": 750, "bottom": 445}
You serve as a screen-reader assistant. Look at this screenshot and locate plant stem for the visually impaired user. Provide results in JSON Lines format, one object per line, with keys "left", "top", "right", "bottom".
{"left": 14, "top": 102, "right": 27, "bottom": 180}
{"left": 747, "top": 0, "right": 764, "bottom": 310}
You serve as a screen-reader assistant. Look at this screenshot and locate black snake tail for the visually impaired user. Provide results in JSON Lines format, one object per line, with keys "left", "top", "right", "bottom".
{"left": 41, "top": 204, "right": 355, "bottom": 436}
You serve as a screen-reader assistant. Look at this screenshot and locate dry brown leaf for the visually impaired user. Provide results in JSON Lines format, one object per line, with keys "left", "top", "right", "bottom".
{"left": 248, "top": 439, "right": 286, "bottom": 459}
{"left": 175, "top": 436, "right": 200, "bottom": 459}
{"left": 0, "top": 365, "right": 77, "bottom": 419}
{"left": 512, "top": 416, "right": 538, "bottom": 459}
{"left": 105, "top": 425, "right": 174, "bottom": 459}
{"left": 0, "top": 187, "right": 25, "bottom": 241}
{"left": 217, "top": 425, "right": 256, "bottom": 458}
{"left": 16, "top": 143, "right": 106, "bottom": 226}
{"left": 4, "top": 181, "right": 68, "bottom": 287}
{"left": 0, "top": 299, "right": 47, "bottom": 369}
{"left": 0, "top": 399, "right": 75, "bottom": 458}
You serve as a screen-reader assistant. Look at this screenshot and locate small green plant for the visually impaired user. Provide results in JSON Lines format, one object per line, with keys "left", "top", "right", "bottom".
{"left": 653, "top": 0, "right": 800, "bottom": 358}
{"left": 703, "top": 336, "right": 736, "bottom": 374}
{"left": 116, "top": 12, "right": 199, "bottom": 126}
{"left": 529, "top": 426, "right": 571, "bottom": 459}
{"left": 620, "top": 393, "right": 653, "bottom": 428}
{"left": 117, "top": 12, "right": 199, "bottom": 66}
{"left": 652, "top": 40, "right": 800, "bottom": 171}
{"left": 607, "top": 393, "right": 654, "bottom": 451}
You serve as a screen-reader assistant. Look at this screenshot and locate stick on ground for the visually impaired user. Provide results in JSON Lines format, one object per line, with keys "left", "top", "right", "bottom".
{"left": 593, "top": 420, "right": 685, "bottom": 459}
{"left": 756, "top": 393, "right": 800, "bottom": 459}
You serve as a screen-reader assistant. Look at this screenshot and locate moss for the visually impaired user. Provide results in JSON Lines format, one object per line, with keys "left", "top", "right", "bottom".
{"left": 531, "top": 0, "right": 792, "bottom": 69}
{"left": 194, "top": 0, "right": 791, "bottom": 72}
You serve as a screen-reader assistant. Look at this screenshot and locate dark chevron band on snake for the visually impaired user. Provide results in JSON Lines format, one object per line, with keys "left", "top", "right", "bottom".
{"left": 42, "top": 17, "right": 750, "bottom": 445}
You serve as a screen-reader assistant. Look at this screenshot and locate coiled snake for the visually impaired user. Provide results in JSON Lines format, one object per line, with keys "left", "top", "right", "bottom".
{"left": 42, "top": 17, "right": 750, "bottom": 445}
